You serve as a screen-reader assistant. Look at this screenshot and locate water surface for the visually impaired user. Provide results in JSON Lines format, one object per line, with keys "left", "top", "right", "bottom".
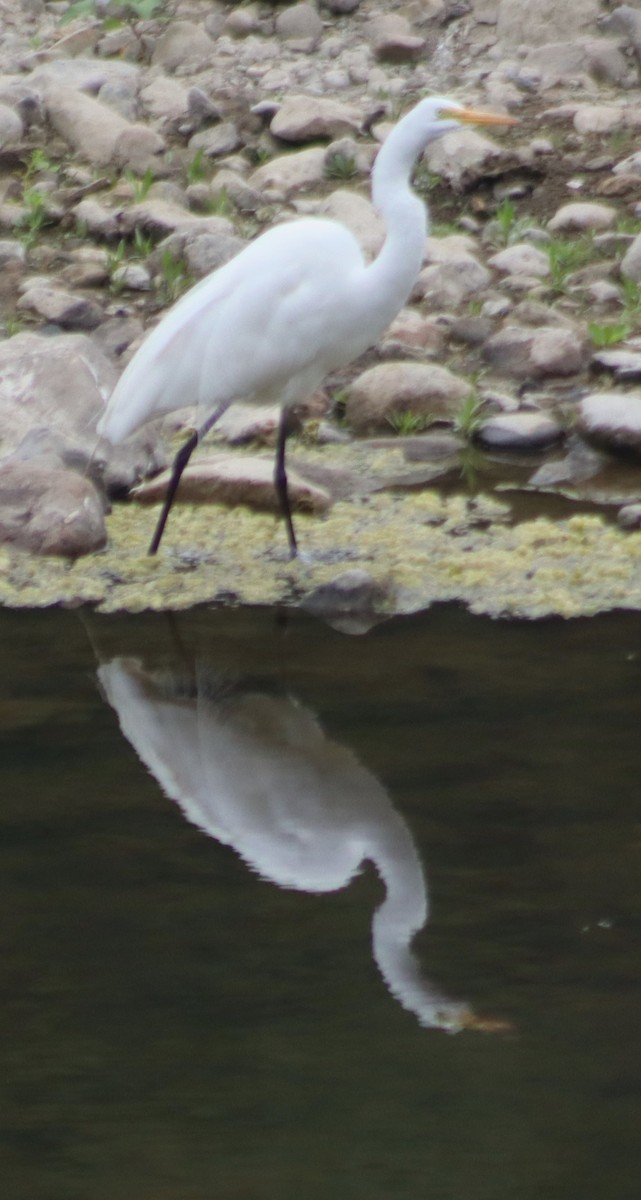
{"left": 1, "top": 604, "right": 641, "bottom": 1199}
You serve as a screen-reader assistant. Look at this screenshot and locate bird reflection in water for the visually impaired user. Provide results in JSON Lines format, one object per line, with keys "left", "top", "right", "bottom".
{"left": 98, "top": 655, "right": 507, "bottom": 1034}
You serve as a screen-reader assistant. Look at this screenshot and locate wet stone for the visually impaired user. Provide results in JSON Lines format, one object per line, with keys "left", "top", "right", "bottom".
{"left": 577, "top": 391, "right": 641, "bottom": 455}
{"left": 475, "top": 411, "right": 565, "bottom": 450}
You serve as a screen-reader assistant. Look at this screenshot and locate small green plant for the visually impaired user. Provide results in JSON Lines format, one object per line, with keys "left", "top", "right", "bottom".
{"left": 386, "top": 410, "right": 429, "bottom": 436}
{"left": 23, "top": 148, "right": 56, "bottom": 179}
{"left": 413, "top": 162, "right": 440, "bottom": 197}
{"left": 61, "top": 0, "right": 166, "bottom": 24}
{"left": 620, "top": 275, "right": 641, "bottom": 318}
{"left": 106, "top": 240, "right": 127, "bottom": 291}
{"left": 250, "top": 145, "right": 272, "bottom": 167}
{"left": 332, "top": 388, "right": 349, "bottom": 423}
{"left": 18, "top": 188, "right": 53, "bottom": 248}
{"left": 132, "top": 227, "right": 154, "bottom": 258}
{"left": 546, "top": 236, "right": 595, "bottom": 292}
{"left": 325, "top": 152, "right": 357, "bottom": 181}
{"left": 430, "top": 220, "right": 460, "bottom": 238}
{"left": 1, "top": 315, "right": 23, "bottom": 337}
{"left": 206, "top": 188, "right": 234, "bottom": 218}
{"left": 106, "top": 229, "right": 155, "bottom": 291}
{"left": 125, "top": 167, "right": 155, "bottom": 202}
{"left": 156, "top": 248, "right": 192, "bottom": 303}
{"left": 615, "top": 215, "right": 639, "bottom": 236}
{"left": 74, "top": 215, "right": 89, "bottom": 240}
{"left": 186, "top": 148, "right": 207, "bottom": 186}
{"left": 588, "top": 320, "right": 631, "bottom": 347}
{"left": 453, "top": 391, "right": 485, "bottom": 438}
{"left": 495, "top": 196, "right": 517, "bottom": 245}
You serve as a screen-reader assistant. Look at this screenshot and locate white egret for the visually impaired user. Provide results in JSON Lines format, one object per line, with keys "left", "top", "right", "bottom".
{"left": 97, "top": 96, "right": 516, "bottom": 557}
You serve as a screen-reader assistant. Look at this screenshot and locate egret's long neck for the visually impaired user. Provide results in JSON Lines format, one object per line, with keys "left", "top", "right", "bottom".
{"left": 370, "top": 818, "right": 468, "bottom": 1032}
{"left": 363, "top": 110, "right": 433, "bottom": 326}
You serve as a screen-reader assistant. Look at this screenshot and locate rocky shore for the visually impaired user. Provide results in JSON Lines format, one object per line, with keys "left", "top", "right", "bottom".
{"left": 3, "top": 0, "right": 641, "bottom": 623}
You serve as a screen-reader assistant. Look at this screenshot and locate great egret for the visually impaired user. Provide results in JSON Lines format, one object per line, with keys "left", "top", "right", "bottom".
{"left": 97, "top": 96, "right": 516, "bottom": 557}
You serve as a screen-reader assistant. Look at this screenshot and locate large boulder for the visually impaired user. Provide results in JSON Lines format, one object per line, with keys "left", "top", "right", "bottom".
{"left": 0, "top": 331, "right": 164, "bottom": 494}
{"left": 0, "top": 461, "right": 106, "bottom": 557}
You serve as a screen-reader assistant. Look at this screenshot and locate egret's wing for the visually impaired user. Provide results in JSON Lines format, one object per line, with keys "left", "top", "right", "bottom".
{"left": 98, "top": 219, "right": 364, "bottom": 443}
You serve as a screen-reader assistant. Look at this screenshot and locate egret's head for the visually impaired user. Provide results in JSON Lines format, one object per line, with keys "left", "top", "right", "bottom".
{"left": 426, "top": 96, "right": 518, "bottom": 136}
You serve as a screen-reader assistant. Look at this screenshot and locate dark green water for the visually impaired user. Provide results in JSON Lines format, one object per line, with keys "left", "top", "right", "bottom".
{"left": 1, "top": 604, "right": 641, "bottom": 1199}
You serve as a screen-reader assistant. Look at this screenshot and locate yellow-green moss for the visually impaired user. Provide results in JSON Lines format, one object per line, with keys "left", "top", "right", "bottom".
{"left": 2, "top": 485, "right": 641, "bottom": 620}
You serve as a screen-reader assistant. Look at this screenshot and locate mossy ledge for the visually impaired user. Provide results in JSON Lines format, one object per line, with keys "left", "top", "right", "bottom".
{"left": 2, "top": 487, "right": 640, "bottom": 621}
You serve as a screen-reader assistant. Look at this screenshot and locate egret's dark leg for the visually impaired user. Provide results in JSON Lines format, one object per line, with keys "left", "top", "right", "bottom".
{"left": 148, "top": 404, "right": 227, "bottom": 555}
{"left": 274, "top": 406, "right": 298, "bottom": 559}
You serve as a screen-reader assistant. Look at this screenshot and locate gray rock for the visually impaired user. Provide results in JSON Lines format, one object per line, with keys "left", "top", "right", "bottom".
{"left": 489, "top": 243, "right": 550, "bottom": 277}
{"left": 140, "top": 76, "right": 192, "bottom": 124}
{"left": 0, "top": 240, "right": 26, "bottom": 268}
{"left": 577, "top": 391, "right": 641, "bottom": 454}
{"left": 346, "top": 362, "right": 469, "bottom": 434}
{"left": 572, "top": 106, "right": 624, "bottom": 135}
{"left": 207, "top": 170, "right": 263, "bottom": 214}
{"left": 188, "top": 122, "right": 243, "bottom": 159}
{"left": 215, "top": 404, "right": 281, "bottom": 446}
{"left": 302, "top": 569, "right": 391, "bottom": 634}
{"left": 119, "top": 200, "right": 235, "bottom": 240}
{"left": 483, "top": 325, "right": 587, "bottom": 379}
{"left": 249, "top": 147, "right": 327, "bottom": 199}
{"left": 321, "top": 190, "right": 385, "bottom": 258}
{"left": 548, "top": 202, "right": 617, "bottom": 232}
{"left": 425, "top": 128, "right": 517, "bottom": 191}
{"left": 617, "top": 503, "right": 641, "bottom": 531}
{"left": 476, "top": 411, "right": 564, "bottom": 450}
{"left": 98, "top": 80, "right": 139, "bottom": 123}
{"left": 380, "top": 309, "right": 445, "bottom": 356}
{"left": 178, "top": 228, "right": 246, "bottom": 278}
{"left": 30, "top": 57, "right": 141, "bottom": 96}
{"left": 0, "top": 461, "right": 106, "bottom": 557}
{"left": 45, "top": 83, "right": 165, "bottom": 172}
{"left": 132, "top": 454, "right": 332, "bottom": 514}
{"left": 151, "top": 21, "right": 215, "bottom": 73}
{"left": 270, "top": 96, "right": 361, "bottom": 143}
{"left": 275, "top": 4, "right": 324, "bottom": 46}
{"left": 416, "top": 257, "right": 492, "bottom": 308}
{"left": 599, "top": 5, "right": 641, "bottom": 59}
{"left": 73, "top": 196, "right": 122, "bottom": 241}
{"left": 17, "top": 285, "right": 104, "bottom": 330}
{"left": 614, "top": 152, "right": 641, "bottom": 178}
{"left": 369, "top": 14, "right": 426, "bottom": 62}
{"left": 0, "top": 331, "right": 162, "bottom": 494}
{"left": 592, "top": 349, "right": 641, "bottom": 380}
{"left": 225, "top": 6, "right": 261, "bottom": 37}
{"left": 91, "top": 315, "right": 145, "bottom": 364}
{"left": 111, "top": 263, "right": 152, "bottom": 292}
{"left": 0, "top": 102, "right": 23, "bottom": 148}
{"left": 321, "top": 0, "right": 361, "bottom": 11}
{"left": 621, "top": 233, "right": 641, "bottom": 282}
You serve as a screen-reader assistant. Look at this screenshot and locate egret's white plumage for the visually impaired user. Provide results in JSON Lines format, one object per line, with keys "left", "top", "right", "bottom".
{"left": 97, "top": 96, "right": 515, "bottom": 554}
